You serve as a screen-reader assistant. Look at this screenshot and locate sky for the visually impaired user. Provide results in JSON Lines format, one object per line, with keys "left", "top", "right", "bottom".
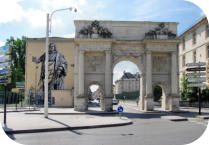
{"left": 0, "top": 0, "right": 207, "bottom": 92}
{"left": 0, "top": 0, "right": 205, "bottom": 46}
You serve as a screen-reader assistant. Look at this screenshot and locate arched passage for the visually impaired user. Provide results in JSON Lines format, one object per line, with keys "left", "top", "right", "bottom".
{"left": 86, "top": 82, "right": 104, "bottom": 110}
{"left": 153, "top": 83, "right": 168, "bottom": 110}
{"left": 113, "top": 57, "right": 143, "bottom": 108}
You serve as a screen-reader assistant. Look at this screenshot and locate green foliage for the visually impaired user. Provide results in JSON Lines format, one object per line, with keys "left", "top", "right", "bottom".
{"left": 3, "top": 36, "right": 26, "bottom": 91}
{"left": 115, "top": 91, "right": 139, "bottom": 100}
{"left": 180, "top": 74, "right": 189, "bottom": 100}
{"left": 201, "top": 87, "right": 209, "bottom": 102}
{"left": 180, "top": 73, "right": 209, "bottom": 102}
{"left": 153, "top": 85, "right": 162, "bottom": 101}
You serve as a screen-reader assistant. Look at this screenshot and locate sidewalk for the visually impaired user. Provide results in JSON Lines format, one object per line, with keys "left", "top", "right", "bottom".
{"left": 0, "top": 107, "right": 132, "bottom": 134}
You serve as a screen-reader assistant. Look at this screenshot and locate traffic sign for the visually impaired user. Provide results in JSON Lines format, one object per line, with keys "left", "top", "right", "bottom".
{"left": 187, "top": 83, "right": 205, "bottom": 87}
{"left": 0, "top": 45, "right": 9, "bottom": 55}
{"left": 16, "top": 82, "right": 24, "bottom": 88}
{"left": 0, "top": 69, "right": 9, "bottom": 76}
{"left": 186, "top": 72, "right": 206, "bottom": 76}
{"left": 186, "top": 62, "right": 206, "bottom": 67}
{"left": 117, "top": 106, "right": 124, "bottom": 113}
{"left": 0, "top": 78, "right": 8, "bottom": 83}
{"left": 187, "top": 77, "right": 206, "bottom": 83}
{"left": 186, "top": 67, "right": 206, "bottom": 72}
{"left": 0, "top": 55, "right": 9, "bottom": 62}
{"left": 0, "top": 62, "right": 9, "bottom": 68}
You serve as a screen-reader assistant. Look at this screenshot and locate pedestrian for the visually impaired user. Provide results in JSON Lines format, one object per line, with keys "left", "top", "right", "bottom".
{"left": 136, "top": 97, "right": 139, "bottom": 106}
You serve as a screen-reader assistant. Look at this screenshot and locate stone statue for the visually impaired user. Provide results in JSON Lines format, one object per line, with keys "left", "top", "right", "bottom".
{"left": 33, "top": 43, "right": 67, "bottom": 92}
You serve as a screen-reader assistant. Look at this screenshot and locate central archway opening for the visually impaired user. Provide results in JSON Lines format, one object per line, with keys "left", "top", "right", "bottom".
{"left": 87, "top": 84, "right": 103, "bottom": 109}
{"left": 113, "top": 60, "right": 141, "bottom": 109}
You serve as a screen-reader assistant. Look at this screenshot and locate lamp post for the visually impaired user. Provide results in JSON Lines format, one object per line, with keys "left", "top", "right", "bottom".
{"left": 44, "top": 7, "right": 77, "bottom": 118}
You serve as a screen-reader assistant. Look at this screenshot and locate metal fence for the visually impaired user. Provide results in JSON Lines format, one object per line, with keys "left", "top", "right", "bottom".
{"left": 0, "top": 91, "right": 54, "bottom": 107}
{"left": 0, "top": 92, "right": 24, "bottom": 104}
{"left": 28, "top": 91, "right": 54, "bottom": 107}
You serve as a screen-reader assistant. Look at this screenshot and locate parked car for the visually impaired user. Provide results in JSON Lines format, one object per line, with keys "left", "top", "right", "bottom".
{"left": 112, "top": 98, "right": 119, "bottom": 105}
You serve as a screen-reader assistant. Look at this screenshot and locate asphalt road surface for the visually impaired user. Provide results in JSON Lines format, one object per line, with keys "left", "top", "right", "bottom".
{"left": 7, "top": 102, "right": 209, "bottom": 145}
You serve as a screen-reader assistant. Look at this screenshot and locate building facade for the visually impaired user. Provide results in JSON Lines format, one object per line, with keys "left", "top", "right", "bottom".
{"left": 178, "top": 17, "right": 209, "bottom": 89}
{"left": 26, "top": 20, "right": 180, "bottom": 112}
{"left": 115, "top": 71, "right": 140, "bottom": 94}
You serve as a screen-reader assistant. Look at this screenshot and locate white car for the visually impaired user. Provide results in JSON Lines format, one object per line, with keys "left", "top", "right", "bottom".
{"left": 112, "top": 98, "right": 119, "bottom": 105}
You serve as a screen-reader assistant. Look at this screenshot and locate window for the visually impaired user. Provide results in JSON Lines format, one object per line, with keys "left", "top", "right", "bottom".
{"left": 206, "top": 24, "right": 209, "bottom": 38}
{"left": 182, "top": 38, "right": 185, "bottom": 51}
{"left": 192, "top": 32, "right": 196, "bottom": 45}
{"left": 182, "top": 55, "right": 185, "bottom": 67}
{"left": 193, "top": 50, "right": 196, "bottom": 63}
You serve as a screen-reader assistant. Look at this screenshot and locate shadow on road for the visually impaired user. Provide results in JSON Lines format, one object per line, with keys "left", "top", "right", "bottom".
{"left": 46, "top": 117, "right": 83, "bottom": 135}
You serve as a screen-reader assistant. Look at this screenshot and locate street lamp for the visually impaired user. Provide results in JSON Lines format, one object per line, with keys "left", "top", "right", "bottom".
{"left": 44, "top": 7, "right": 77, "bottom": 118}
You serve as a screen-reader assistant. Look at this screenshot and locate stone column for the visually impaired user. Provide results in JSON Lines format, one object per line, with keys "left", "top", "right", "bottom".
{"left": 139, "top": 73, "right": 145, "bottom": 111}
{"left": 78, "top": 50, "right": 85, "bottom": 95}
{"left": 171, "top": 52, "right": 178, "bottom": 94}
{"left": 144, "top": 51, "right": 154, "bottom": 111}
{"left": 102, "top": 50, "right": 113, "bottom": 111}
{"left": 75, "top": 50, "right": 87, "bottom": 111}
{"left": 170, "top": 51, "right": 179, "bottom": 111}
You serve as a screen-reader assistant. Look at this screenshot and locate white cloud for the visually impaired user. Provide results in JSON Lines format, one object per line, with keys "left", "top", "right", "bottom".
{"left": 78, "top": 0, "right": 87, "bottom": 5}
{"left": 63, "top": 33, "right": 75, "bottom": 38}
{"left": 40, "top": 0, "right": 87, "bottom": 11}
{"left": 0, "top": 42, "right": 5, "bottom": 47}
{"left": 25, "top": 9, "right": 63, "bottom": 28}
{"left": 0, "top": 0, "right": 25, "bottom": 23}
{"left": 90, "top": 85, "right": 99, "bottom": 92}
{"left": 113, "top": 70, "right": 124, "bottom": 83}
{"left": 26, "top": 9, "right": 47, "bottom": 28}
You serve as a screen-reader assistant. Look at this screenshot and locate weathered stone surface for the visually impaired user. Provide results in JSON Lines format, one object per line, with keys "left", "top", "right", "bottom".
{"left": 74, "top": 20, "right": 179, "bottom": 112}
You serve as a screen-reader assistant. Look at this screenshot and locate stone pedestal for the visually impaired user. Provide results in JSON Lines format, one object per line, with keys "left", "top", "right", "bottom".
{"left": 92, "top": 34, "right": 99, "bottom": 38}
{"left": 74, "top": 95, "right": 88, "bottom": 111}
{"left": 52, "top": 90, "right": 72, "bottom": 107}
{"left": 102, "top": 97, "right": 113, "bottom": 112}
{"left": 161, "top": 95, "right": 169, "bottom": 110}
{"left": 169, "top": 94, "right": 180, "bottom": 111}
{"left": 139, "top": 96, "right": 144, "bottom": 111}
{"left": 144, "top": 94, "right": 154, "bottom": 111}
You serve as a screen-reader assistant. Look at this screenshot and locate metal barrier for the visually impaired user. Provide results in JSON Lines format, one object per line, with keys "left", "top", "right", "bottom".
{"left": 0, "top": 92, "right": 23, "bottom": 105}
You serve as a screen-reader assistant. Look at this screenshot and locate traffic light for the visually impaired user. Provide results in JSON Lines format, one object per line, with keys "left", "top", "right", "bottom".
{"left": 0, "top": 44, "right": 12, "bottom": 84}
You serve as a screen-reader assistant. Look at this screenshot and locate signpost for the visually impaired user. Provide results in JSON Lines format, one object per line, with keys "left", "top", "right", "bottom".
{"left": 185, "top": 62, "right": 207, "bottom": 115}
{"left": 186, "top": 67, "right": 206, "bottom": 71}
{"left": 0, "top": 44, "right": 12, "bottom": 126}
{"left": 187, "top": 77, "right": 206, "bottom": 83}
{"left": 117, "top": 105, "right": 124, "bottom": 118}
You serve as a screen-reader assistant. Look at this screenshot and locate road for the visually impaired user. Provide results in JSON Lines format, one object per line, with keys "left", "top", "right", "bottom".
{"left": 6, "top": 102, "right": 209, "bottom": 145}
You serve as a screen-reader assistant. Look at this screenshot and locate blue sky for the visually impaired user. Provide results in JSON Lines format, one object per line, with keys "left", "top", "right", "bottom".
{"left": 0, "top": 0, "right": 205, "bottom": 46}
{"left": 0, "top": 0, "right": 207, "bottom": 91}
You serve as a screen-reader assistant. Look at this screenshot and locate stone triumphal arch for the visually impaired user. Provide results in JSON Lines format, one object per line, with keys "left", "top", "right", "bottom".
{"left": 73, "top": 20, "right": 180, "bottom": 112}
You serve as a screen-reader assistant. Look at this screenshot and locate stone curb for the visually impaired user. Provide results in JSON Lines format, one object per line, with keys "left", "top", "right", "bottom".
{"left": 196, "top": 115, "right": 209, "bottom": 120}
{"left": 24, "top": 112, "right": 119, "bottom": 115}
{"left": 0, "top": 110, "right": 40, "bottom": 113}
{"left": 4, "top": 120, "right": 132, "bottom": 134}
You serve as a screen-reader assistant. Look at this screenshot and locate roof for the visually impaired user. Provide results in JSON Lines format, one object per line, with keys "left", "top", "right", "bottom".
{"left": 120, "top": 71, "right": 140, "bottom": 80}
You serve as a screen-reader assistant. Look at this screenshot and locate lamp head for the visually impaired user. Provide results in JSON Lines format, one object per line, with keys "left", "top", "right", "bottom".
{"left": 69, "top": 7, "right": 77, "bottom": 13}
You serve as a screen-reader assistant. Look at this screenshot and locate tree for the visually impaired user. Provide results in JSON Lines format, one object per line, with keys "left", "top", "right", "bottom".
{"left": 4, "top": 36, "right": 26, "bottom": 91}
{"left": 180, "top": 73, "right": 189, "bottom": 100}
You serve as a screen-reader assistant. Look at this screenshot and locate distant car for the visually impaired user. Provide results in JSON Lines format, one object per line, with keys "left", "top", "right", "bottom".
{"left": 112, "top": 98, "right": 119, "bottom": 105}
